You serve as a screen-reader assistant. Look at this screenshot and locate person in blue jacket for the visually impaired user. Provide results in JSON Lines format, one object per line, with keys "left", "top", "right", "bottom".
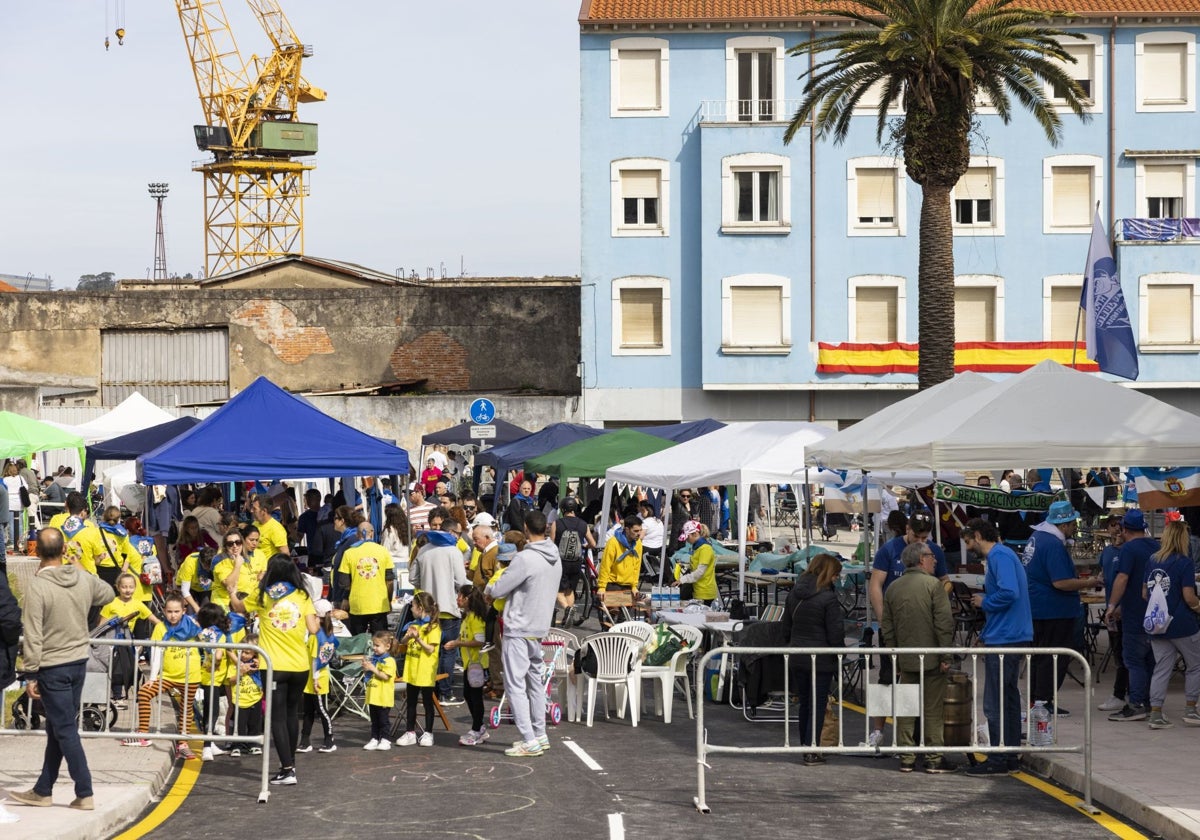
{"left": 963, "top": 517, "right": 1033, "bottom": 776}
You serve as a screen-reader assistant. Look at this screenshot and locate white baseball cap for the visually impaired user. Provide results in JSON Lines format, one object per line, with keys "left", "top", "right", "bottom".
{"left": 472, "top": 512, "right": 498, "bottom": 528}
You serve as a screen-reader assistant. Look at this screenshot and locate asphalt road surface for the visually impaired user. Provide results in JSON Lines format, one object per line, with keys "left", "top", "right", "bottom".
{"left": 133, "top": 697, "right": 1133, "bottom": 840}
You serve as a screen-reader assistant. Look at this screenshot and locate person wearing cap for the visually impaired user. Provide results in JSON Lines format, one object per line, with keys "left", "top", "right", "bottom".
{"left": 1104, "top": 509, "right": 1161, "bottom": 722}
{"left": 1021, "top": 499, "right": 1097, "bottom": 717}
{"left": 674, "top": 520, "right": 718, "bottom": 604}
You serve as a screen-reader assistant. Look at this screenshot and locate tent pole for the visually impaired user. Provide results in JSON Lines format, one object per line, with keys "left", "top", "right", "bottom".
{"left": 659, "top": 489, "right": 672, "bottom": 588}
{"left": 804, "top": 469, "right": 812, "bottom": 549}
{"left": 737, "top": 483, "right": 747, "bottom": 603}
{"left": 932, "top": 470, "right": 941, "bottom": 547}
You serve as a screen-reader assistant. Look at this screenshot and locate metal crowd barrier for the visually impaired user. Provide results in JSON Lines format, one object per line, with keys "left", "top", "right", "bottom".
{"left": 2, "top": 637, "right": 275, "bottom": 804}
{"left": 694, "top": 645, "right": 1095, "bottom": 815}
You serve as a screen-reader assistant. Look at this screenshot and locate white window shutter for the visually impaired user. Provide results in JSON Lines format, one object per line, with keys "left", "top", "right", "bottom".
{"left": 857, "top": 169, "right": 896, "bottom": 219}
{"left": 619, "top": 50, "right": 661, "bottom": 109}
{"left": 855, "top": 286, "right": 898, "bottom": 342}
{"left": 730, "top": 286, "right": 783, "bottom": 345}
{"left": 1063, "top": 44, "right": 1093, "bottom": 82}
{"left": 1147, "top": 285, "right": 1194, "bottom": 343}
{"left": 620, "top": 170, "right": 660, "bottom": 200}
{"left": 955, "top": 286, "right": 996, "bottom": 341}
{"left": 1049, "top": 285, "right": 1085, "bottom": 342}
{"left": 1144, "top": 43, "right": 1186, "bottom": 103}
{"left": 1145, "top": 164, "right": 1186, "bottom": 199}
{"left": 957, "top": 168, "right": 992, "bottom": 201}
{"left": 620, "top": 288, "right": 664, "bottom": 348}
{"left": 1052, "top": 167, "right": 1093, "bottom": 227}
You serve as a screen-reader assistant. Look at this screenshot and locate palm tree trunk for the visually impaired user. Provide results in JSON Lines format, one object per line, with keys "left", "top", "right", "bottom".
{"left": 917, "top": 183, "right": 956, "bottom": 389}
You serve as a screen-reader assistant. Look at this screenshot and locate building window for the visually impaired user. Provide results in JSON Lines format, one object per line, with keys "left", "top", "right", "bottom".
{"left": 721, "top": 153, "right": 791, "bottom": 234}
{"left": 848, "top": 157, "right": 906, "bottom": 236}
{"left": 611, "top": 276, "right": 671, "bottom": 356}
{"left": 1043, "top": 278, "right": 1086, "bottom": 342}
{"left": 725, "top": 36, "right": 784, "bottom": 123}
{"left": 952, "top": 158, "right": 1005, "bottom": 235}
{"left": 955, "top": 276, "right": 1004, "bottom": 342}
{"left": 1136, "top": 33, "right": 1196, "bottom": 113}
{"left": 849, "top": 276, "right": 906, "bottom": 342}
{"left": 610, "top": 158, "right": 670, "bottom": 237}
{"left": 1049, "top": 36, "right": 1103, "bottom": 112}
{"left": 1138, "top": 274, "right": 1200, "bottom": 351}
{"left": 721, "top": 274, "right": 791, "bottom": 354}
{"left": 1043, "top": 155, "right": 1102, "bottom": 234}
{"left": 1137, "top": 161, "right": 1194, "bottom": 220}
{"left": 610, "top": 38, "right": 669, "bottom": 117}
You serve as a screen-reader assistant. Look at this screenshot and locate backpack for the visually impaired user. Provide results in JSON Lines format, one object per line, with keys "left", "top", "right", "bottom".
{"left": 1144, "top": 572, "right": 1173, "bottom": 635}
{"left": 559, "top": 526, "right": 583, "bottom": 573}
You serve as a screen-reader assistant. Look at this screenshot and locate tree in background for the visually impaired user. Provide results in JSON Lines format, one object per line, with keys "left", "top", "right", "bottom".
{"left": 784, "top": 0, "right": 1090, "bottom": 388}
{"left": 77, "top": 272, "right": 115, "bottom": 291}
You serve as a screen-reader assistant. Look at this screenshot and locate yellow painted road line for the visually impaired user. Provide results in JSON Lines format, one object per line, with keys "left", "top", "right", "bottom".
{"left": 110, "top": 757, "right": 200, "bottom": 840}
{"left": 838, "top": 701, "right": 1147, "bottom": 839}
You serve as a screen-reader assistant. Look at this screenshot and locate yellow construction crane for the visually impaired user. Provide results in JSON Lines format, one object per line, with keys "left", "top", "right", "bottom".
{"left": 174, "top": 0, "right": 326, "bottom": 277}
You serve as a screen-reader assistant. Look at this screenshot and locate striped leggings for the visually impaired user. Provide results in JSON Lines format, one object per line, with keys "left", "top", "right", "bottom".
{"left": 135, "top": 679, "right": 199, "bottom": 738}
{"left": 301, "top": 692, "right": 333, "bottom": 743}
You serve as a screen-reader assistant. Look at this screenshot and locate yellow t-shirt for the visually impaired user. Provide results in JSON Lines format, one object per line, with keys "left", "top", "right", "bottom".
{"left": 177, "top": 551, "right": 216, "bottom": 593}
{"left": 459, "top": 612, "right": 488, "bottom": 670}
{"left": 255, "top": 517, "right": 290, "bottom": 562}
{"left": 401, "top": 622, "right": 442, "bottom": 688}
{"left": 99, "top": 597, "right": 152, "bottom": 625}
{"left": 233, "top": 661, "right": 265, "bottom": 709}
{"left": 124, "top": 536, "right": 157, "bottom": 603}
{"left": 598, "top": 534, "right": 643, "bottom": 590}
{"left": 245, "top": 588, "right": 315, "bottom": 673}
{"left": 151, "top": 622, "right": 203, "bottom": 684}
{"left": 487, "top": 565, "right": 508, "bottom": 613}
{"left": 304, "top": 634, "right": 332, "bottom": 696}
{"left": 365, "top": 654, "right": 397, "bottom": 708}
{"left": 197, "top": 626, "right": 244, "bottom": 688}
{"left": 94, "top": 525, "right": 126, "bottom": 569}
{"left": 339, "top": 541, "right": 395, "bottom": 615}
{"left": 212, "top": 553, "right": 268, "bottom": 606}
{"left": 56, "top": 515, "right": 103, "bottom": 576}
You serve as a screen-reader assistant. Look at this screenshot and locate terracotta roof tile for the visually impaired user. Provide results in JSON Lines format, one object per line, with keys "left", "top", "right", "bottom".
{"left": 581, "top": 0, "right": 1200, "bottom": 23}
{"left": 0, "top": 280, "right": 18, "bottom": 292}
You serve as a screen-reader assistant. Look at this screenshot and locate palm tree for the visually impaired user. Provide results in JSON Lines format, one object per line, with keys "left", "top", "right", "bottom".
{"left": 785, "top": 0, "right": 1090, "bottom": 388}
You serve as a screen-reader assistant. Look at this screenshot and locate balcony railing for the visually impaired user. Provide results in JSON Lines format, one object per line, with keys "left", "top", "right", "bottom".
{"left": 699, "top": 99, "right": 803, "bottom": 124}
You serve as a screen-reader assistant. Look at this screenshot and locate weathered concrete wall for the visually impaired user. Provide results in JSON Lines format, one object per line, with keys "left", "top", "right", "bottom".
{"left": 0, "top": 279, "right": 580, "bottom": 405}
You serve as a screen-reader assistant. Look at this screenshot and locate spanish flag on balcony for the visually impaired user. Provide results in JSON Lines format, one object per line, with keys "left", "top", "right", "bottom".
{"left": 816, "top": 342, "right": 1099, "bottom": 374}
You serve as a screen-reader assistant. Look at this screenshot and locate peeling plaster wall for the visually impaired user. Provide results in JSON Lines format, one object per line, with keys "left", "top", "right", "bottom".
{"left": 0, "top": 281, "right": 580, "bottom": 407}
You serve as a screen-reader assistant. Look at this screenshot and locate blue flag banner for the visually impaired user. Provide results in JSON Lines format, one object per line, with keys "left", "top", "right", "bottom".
{"left": 1081, "top": 211, "right": 1139, "bottom": 380}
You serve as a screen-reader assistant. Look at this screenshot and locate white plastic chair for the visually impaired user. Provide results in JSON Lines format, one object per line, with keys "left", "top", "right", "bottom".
{"left": 572, "top": 632, "right": 641, "bottom": 727}
{"left": 546, "top": 628, "right": 581, "bottom": 721}
{"left": 635, "top": 624, "right": 704, "bottom": 724}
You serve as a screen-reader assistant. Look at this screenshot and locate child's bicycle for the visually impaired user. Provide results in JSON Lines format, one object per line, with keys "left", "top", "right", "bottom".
{"left": 488, "top": 638, "right": 566, "bottom": 729}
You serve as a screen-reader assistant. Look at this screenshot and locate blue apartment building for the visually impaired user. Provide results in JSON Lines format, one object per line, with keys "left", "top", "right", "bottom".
{"left": 578, "top": 1, "right": 1200, "bottom": 427}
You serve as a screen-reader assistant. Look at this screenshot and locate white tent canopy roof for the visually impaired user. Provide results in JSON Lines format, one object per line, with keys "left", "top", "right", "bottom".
{"left": 60, "top": 393, "right": 177, "bottom": 444}
{"left": 809, "top": 360, "right": 1200, "bottom": 472}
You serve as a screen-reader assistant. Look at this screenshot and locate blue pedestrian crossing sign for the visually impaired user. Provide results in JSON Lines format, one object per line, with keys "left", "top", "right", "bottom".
{"left": 469, "top": 398, "right": 496, "bottom": 425}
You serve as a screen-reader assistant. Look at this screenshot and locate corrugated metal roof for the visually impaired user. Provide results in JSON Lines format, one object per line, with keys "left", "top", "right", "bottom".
{"left": 581, "top": 0, "right": 1200, "bottom": 23}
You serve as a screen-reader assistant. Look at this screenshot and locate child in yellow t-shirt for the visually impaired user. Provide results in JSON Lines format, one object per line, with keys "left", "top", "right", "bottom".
{"left": 230, "top": 633, "right": 265, "bottom": 757}
{"left": 298, "top": 600, "right": 339, "bottom": 754}
{"left": 124, "top": 592, "right": 202, "bottom": 760}
{"left": 447, "top": 585, "right": 490, "bottom": 745}
{"left": 99, "top": 573, "right": 161, "bottom": 707}
{"left": 396, "top": 592, "right": 441, "bottom": 747}
{"left": 361, "top": 630, "right": 397, "bottom": 751}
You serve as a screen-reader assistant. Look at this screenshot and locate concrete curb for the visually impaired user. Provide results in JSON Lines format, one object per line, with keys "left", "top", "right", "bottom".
{"left": 1027, "top": 753, "right": 1198, "bottom": 840}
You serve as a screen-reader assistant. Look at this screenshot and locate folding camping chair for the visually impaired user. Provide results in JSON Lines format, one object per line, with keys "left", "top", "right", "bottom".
{"left": 327, "top": 633, "right": 372, "bottom": 720}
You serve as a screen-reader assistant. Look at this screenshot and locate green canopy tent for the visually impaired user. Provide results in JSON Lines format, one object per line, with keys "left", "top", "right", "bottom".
{"left": 0, "top": 412, "right": 86, "bottom": 465}
{"left": 524, "top": 428, "right": 677, "bottom": 491}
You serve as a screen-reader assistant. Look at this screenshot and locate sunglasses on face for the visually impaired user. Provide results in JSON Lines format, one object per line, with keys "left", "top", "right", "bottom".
{"left": 226, "top": 540, "right": 242, "bottom": 547}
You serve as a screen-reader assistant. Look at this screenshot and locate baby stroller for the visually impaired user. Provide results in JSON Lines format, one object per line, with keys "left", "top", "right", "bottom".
{"left": 488, "top": 638, "right": 566, "bottom": 729}
{"left": 11, "top": 616, "right": 126, "bottom": 732}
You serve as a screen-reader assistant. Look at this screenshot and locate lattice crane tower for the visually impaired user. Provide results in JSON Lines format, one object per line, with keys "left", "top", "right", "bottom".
{"left": 175, "top": 0, "right": 325, "bottom": 276}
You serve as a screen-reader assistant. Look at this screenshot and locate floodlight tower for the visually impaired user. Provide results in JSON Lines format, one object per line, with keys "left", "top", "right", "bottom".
{"left": 148, "top": 182, "right": 169, "bottom": 281}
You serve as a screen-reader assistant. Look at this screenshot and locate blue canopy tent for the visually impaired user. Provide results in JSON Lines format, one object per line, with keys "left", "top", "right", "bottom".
{"left": 637, "top": 418, "right": 725, "bottom": 444}
{"left": 81, "top": 416, "right": 203, "bottom": 490}
{"left": 475, "top": 422, "right": 610, "bottom": 513}
{"left": 137, "top": 377, "right": 410, "bottom": 484}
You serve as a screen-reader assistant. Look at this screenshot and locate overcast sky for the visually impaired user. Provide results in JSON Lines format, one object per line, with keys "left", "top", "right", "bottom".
{"left": 1, "top": 1, "right": 580, "bottom": 286}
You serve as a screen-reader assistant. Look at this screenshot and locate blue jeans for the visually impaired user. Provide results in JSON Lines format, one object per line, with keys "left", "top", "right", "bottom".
{"left": 437, "top": 617, "right": 461, "bottom": 699}
{"left": 34, "top": 659, "right": 93, "bottom": 799}
{"left": 983, "top": 645, "right": 1024, "bottom": 764}
{"left": 1121, "top": 626, "right": 1156, "bottom": 707}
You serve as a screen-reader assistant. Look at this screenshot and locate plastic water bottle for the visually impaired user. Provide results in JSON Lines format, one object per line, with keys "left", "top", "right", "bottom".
{"left": 651, "top": 585, "right": 662, "bottom": 611}
{"left": 670, "top": 587, "right": 680, "bottom": 609}
{"left": 1029, "top": 701, "right": 1053, "bottom": 746}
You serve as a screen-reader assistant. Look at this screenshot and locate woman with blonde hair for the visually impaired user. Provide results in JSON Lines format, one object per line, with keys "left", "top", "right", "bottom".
{"left": 781, "top": 552, "right": 844, "bottom": 765}
{"left": 1142, "top": 520, "right": 1200, "bottom": 729}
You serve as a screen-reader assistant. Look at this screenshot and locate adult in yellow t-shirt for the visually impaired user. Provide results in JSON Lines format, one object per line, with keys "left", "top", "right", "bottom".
{"left": 336, "top": 523, "right": 396, "bottom": 635}
{"left": 250, "top": 496, "right": 291, "bottom": 561}
{"left": 230, "top": 554, "right": 319, "bottom": 783}
{"left": 52, "top": 493, "right": 105, "bottom": 577}
{"left": 212, "top": 531, "right": 267, "bottom": 608}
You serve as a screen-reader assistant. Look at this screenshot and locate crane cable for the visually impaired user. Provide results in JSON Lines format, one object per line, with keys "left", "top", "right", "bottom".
{"left": 105, "top": 0, "right": 126, "bottom": 50}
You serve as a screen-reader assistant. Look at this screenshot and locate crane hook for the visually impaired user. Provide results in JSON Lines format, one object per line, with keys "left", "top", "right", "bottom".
{"left": 116, "top": 27, "right": 126, "bottom": 46}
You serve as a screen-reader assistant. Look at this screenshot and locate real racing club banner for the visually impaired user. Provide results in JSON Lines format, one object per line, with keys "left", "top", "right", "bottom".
{"left": 934, "top": 482, "right": 1062, "bottom": 512}
{"left": 816, "top": 342, "right": 1100, "bottom": 374}
{"left": 1128, "top": 467, "right": 1200, "bottom": 510}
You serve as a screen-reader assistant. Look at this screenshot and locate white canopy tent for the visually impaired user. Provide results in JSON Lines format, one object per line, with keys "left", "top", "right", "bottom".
{"left": 68, "top": 393, "right": 177, "bottom": 444}
{"left": 604, "top": 421, "right": 833, "bottom": 597}
{"left": 807, "top": 360, "right": 1200, "bottom": 472}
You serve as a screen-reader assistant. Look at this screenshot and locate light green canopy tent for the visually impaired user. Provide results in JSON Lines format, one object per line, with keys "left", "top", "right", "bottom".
{"left": 524, "top": 428, "right": 677, "bottom": 488}
{"left": 0, "top": 411, "right": 86, "bottom": 466}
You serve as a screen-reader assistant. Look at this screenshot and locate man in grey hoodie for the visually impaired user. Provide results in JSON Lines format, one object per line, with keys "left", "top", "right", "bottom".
{"left": 486, "top": 509, "right": 560, "bottom": 757}
{"left": 8, "top": 529, "right": 113, "bottom": 811}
